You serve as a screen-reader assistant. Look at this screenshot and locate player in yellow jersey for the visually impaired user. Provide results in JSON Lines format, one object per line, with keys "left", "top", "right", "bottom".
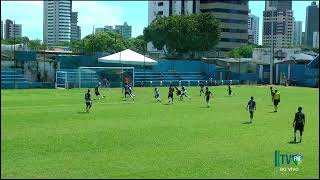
{"left": 273, "top": 90, "right": 280, "bottom": 112}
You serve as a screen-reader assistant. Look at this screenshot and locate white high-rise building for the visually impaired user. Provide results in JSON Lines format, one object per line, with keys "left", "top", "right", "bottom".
{"left": 293, "top": 20, "right": 302, "bottom": 46}
{"left": 147, "top": 0, "right": 199, "bottom": 52}
{"left": 43, "top": 0, "right": 72, "bottom": 46}
{"left": 115, "top": 22, "right": 132, "bottom": 39}
{"left": 263, "top": 1, "right": 293, "bottom": 48}
{"left": 313, "top": 31, "right": 319, "bottom": 48}
{"left": 1, "top": 20, "right": 3, "bottom": 39}
{"left": 248, "top": 12, "right": 259, "bottom": 45}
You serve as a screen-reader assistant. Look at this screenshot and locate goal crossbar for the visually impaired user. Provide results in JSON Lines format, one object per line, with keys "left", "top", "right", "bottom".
{"left": 78, "top": 66, "right": 135, "bottom": 88}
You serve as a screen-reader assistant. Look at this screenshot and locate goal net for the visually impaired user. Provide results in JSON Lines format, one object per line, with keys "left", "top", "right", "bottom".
{"left": 55, "top": 67, "right": 134, "bottom": 89}
{"left": 78, "top": 67, "right": 135, "bottom": 89}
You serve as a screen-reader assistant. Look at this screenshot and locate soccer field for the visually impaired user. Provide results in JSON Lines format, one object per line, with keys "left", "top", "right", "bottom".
{"left": 1, "top": 86, "right": 319, "bottom": 178}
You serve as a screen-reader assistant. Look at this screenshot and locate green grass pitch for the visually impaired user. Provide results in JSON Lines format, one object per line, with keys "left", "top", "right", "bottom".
{"left": 1, "top": 85, "right": 319, "bottom": 178}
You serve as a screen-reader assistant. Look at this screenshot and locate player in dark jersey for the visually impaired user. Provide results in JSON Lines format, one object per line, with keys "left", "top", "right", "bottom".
{"left": 200, "top": 84, "right": 204, "bottom": 96}
{"left": 168, "top": 85, "right": 175, "bottom": 104}
{"left": 85, "top": 89, "right": 92, "bottom": 113}
{"left": 154, "top": 87, "right": 161, "bottom": 102}
{"left": 227, "top": 84, "right": 232, "bottom": 96}
{"left": 293, "top": 107, "right": 305, "bottom": 143}
{"left": 180, "top": 86, "right": 191, "bottom": 100}
{"left": 175, "top": 86, "right": 181, "bottom": 97}
{"left": 204, "top": 87, "right": 213, "bottom": 107}
{"left": 122, "top": 83, "right": 134, "bottom": 100}
{"left": 246, "top": 96, "right": 256, "bottom": 123}
{"left": 94, "top": 85, "right": 104, "bottom": 100}
{"left": 270, "top": 87, "right": 275, "bottom": 102}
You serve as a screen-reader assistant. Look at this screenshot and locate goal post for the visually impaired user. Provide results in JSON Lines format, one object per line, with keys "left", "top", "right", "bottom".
{"left": 55, "top": 71, "right": 68, "bottom": 89}
{"left": 78, "top": 67, "right": 135, "bottom": 89}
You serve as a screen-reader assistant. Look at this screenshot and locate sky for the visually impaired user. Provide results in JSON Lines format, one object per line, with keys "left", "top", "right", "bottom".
{"left": 1, "top": 1, "right": 318, "bottom": 45}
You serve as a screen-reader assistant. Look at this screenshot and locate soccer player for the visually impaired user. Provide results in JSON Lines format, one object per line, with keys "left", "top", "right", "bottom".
{"left": 204, "top": 87, "right": 213, "bottom": 107}
{"left": 270, "top": 87, "right": 275, "bottom": 102}
{"left": 94, "top": 85, "right": 104, "bottom": 100}
{"left": 180, "top": 86, "right": 191, "bottom": 100}
{"left": 154, "top": 87, "right": 161, "bottom": 102}
{"left": 168, "top": 85, "right": 175, "bottom": 104}
{"left": 128, "top": 85, "right": 135, "bottom": 97}
{"left": 227, "top": 84, "right": 232, "bottom": 96}
{"left": 85, "top": 89, "right": 92, "bottom": 113}
{"left": 175, "top": 86, "right": 181, "bottom": 97}
{"left": 200, "top": 84, "right": 204, "bottom": 96}
{"left": 293, "top": 107, "right": 305, "bottom": 143}
{"left": 273, "top": 90, "right": 280, "bottom": 112}
{"left": 246, "top": 96, "right": 256, "bottom": 123}
{"left": 122, "top": 83, "right": 134, "bottom": 100}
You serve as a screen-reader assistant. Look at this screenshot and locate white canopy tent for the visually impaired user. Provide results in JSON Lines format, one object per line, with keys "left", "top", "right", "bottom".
{"left": 98, "top": 49, "right": 158, "bottom": 65}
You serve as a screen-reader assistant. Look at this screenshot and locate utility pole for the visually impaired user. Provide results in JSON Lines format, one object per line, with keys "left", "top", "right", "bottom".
{"left": 13, "top": 20, "right": 16, "bottom": 88}
{"left": 238, "top": 57, "right": 241, "bottom": 83}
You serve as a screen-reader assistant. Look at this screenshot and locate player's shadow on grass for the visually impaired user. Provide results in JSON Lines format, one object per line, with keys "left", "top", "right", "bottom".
{"left": 288, "top": 141, "right": 301, "bottom": 144}
{"left": 242, "top": 121, "right": 252, "bottom": 124}
{"left": 77, "top": 111, "right": 88, "bottom": 114}
{"left": 268, "top": 111, "right": 276, "bottom": 113}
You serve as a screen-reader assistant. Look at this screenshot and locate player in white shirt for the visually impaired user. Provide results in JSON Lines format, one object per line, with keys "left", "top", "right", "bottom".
{"left": 154, "top": 87, "right": 161, "bottom": 102}
{"left": 180, "top": 86, "right": 191, "bottom": 100}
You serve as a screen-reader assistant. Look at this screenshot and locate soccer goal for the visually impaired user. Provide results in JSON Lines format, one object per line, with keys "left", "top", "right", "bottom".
{"left": 78, "top": 67, "right": 135, "bottom": 89}
{"left": 55, "top": 70, "right": 68, "bottom": 89}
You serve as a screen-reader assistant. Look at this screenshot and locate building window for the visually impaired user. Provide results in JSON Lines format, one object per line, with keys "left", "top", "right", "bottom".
{"left": 158, "top": 11, "right": 163, "bottom": 15}
{"left": 200, "top": 8, "right": 248, "bottom": 15}
{"left": 220, "top": 38, "right": 247, "bottom": 43}
{"left": 158, "top": 2, "right": 163, "bottom": 6}
{"left": 221, "top": 28, "right": 247, "bottom": 33}
{"left": 218, "top": 18, "right": 247, "bottom": 24}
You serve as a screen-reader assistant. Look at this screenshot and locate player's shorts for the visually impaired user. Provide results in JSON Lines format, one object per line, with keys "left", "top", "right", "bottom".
{"left": 294, "top": 124, "right": 304, "bottom": 134}
{"left": 182, "top": 91, "right": 186, "bottom": 96}
{"left": 155, "top": 94, "right": 159, "bottom": 98}
{"left": 125, "top": 91, "right": 130, "bottom": 95}
{"left": 95, "top": 92, "right": 100, "bottom": 96}
{"left": 274, "top": 99, "right": 280, "bottom": 106}
{"left": 206, "top": 97, "right": 210, "bottom": 102}
{"left": 168, "top": 93, "right": 173, "bottom": 99}
{"left": 228, "top": 90, "right": 232, "bottom": 94}
{"left": 86, "top": 101, "right": 91, "bottom": 106}
{"left": 249, "top": 110, "right": 254, "bottom": 115}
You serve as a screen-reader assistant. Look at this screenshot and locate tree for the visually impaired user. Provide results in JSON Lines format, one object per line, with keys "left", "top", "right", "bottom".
{"left": 144, "top": 13, "right": 220, "bottom": 58}
{"left": 228, "top": 44, "right": 264, "bottom": 58}
{"left": 1, "top": 36, "right": 29, "bottom": 45}
{"left": 28, "top": 39, "right": 47, "bottom": 51}
{"left": 77, "top": 31, "right": 129, "bottom": 53}
{"left": 127, "top": 35, "right": 147, "bottom": 54}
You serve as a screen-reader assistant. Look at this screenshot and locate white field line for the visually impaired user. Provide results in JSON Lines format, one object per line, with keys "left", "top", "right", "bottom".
{"left": 1, "top": 101, "right": 134, "bottom": 110}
